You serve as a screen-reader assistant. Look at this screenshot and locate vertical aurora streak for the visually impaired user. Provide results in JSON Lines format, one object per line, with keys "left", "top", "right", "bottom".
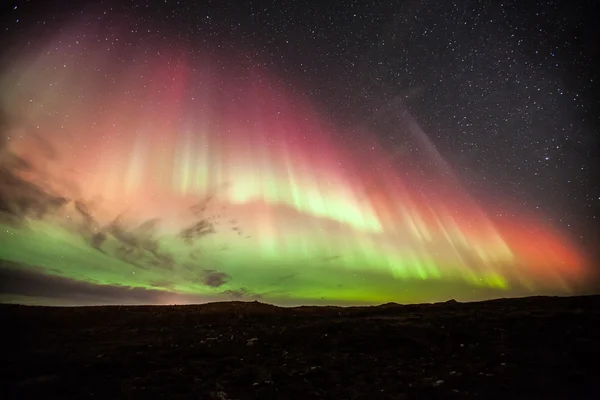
{"left": 0, "top": 23, "right": 590, "bottom": 306}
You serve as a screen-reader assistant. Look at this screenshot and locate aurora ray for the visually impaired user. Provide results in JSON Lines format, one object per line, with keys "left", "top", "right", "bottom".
{"left": 0, "top": 23, "right": 590, "bottom": 306}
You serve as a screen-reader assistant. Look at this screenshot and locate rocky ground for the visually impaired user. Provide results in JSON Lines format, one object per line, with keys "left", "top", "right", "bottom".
{"left": 1, "top": 295, "right": 600, "bottom": 399}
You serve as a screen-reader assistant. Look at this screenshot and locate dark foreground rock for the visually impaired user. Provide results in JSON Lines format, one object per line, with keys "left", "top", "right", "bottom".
{"left": 1, "top": 295, "right": 600, "bottom": 399}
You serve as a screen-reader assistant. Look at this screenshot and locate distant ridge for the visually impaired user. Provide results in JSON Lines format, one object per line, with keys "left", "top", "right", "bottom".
{"left": 2, "top": 294, "right": 600, "bottom": 314}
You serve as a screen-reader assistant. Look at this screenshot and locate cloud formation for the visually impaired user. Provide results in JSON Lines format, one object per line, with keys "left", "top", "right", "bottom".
{"left": 0, "top": 261, "right": 169, "bottom": 305}
{"left": 200, "top": 269, "right": 231, "bottom": 287}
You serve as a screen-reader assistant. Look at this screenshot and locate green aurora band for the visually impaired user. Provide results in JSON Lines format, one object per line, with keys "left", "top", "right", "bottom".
{"left": 0, "top": 23, "right": 590, "bottom": 306}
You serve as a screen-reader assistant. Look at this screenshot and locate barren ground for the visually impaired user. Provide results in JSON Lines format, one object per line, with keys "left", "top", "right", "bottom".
{"left": 2, "top": 295, "right": 600, "bottom": 399}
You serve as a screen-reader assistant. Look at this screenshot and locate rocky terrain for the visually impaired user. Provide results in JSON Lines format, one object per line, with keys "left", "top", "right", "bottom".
{"left": 2, "top": 295, "right": 600, "bottom": 399}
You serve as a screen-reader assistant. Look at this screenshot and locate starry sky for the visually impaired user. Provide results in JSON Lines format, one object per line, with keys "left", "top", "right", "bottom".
{"left": 0, "top": 0, "right": 598, "bottom": 306}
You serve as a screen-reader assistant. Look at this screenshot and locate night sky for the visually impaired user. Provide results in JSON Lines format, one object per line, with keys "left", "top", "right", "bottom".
{"left": 0, "top": 0, "right": 598, "bottom": 306}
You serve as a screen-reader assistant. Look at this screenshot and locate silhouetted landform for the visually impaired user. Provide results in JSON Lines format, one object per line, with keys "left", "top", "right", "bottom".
{"left": 2, "top": 295, "right": 600, "bottom": 399}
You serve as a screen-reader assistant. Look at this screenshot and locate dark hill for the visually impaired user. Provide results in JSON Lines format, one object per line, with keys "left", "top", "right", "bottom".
{"left": 2, "top": 295, "right": 600, "bottom": 399}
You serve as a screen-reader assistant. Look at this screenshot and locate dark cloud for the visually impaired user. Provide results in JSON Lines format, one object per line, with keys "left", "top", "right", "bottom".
{"left": 179, "top": 219, "right": 215, "bottom": 245}
{"left": 200, "top": 269, "right": 230, "bottom": 287}
{"left": 0, "top": 155, "right": 69, "bottom": 221}
{"left": 0, "top": 108, "right": 72, "bottom": 221}
{"left": 221, "top": 288, "right": 262, "bottom": 300}
{"left": 181, "top": 196, "right": 218, "bottom": 243}
{"left": 0, "top": 261, "right": 263, "bottom": 306}
{"left": 73, "top": 200, "right": 101, "bottom": 231}
{"left": 0, "top": 261, "right": 168, "bottom": 305}
{"left": 90, "top": 231, "right": 107, "bottom": 248}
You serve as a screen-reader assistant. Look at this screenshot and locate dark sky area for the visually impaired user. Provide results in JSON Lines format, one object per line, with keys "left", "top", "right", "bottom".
{"left": 1, "top": 0, "right": 599, "bottom": 271}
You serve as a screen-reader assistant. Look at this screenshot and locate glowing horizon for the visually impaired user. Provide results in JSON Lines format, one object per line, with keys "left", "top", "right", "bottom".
{"left": 0, "top": 23, "right": 590, "bottom": 306}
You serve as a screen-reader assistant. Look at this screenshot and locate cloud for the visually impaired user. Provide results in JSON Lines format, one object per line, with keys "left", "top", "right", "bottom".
{"left": 221, "top": 287, "right": 262, "bottom": 300}
{"left": 200, "top": 269, "right": 230, "bottom": 287}
{"left": 0, "top": 261, "right": 265, "bottom": 306}
{"left": 0, "top": 261, "right": 171, "bottom": 305}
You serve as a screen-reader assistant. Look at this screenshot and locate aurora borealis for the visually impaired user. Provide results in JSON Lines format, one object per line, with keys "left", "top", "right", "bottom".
{"left": 0, "top": 2, "right": 597, "bottom": 306}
